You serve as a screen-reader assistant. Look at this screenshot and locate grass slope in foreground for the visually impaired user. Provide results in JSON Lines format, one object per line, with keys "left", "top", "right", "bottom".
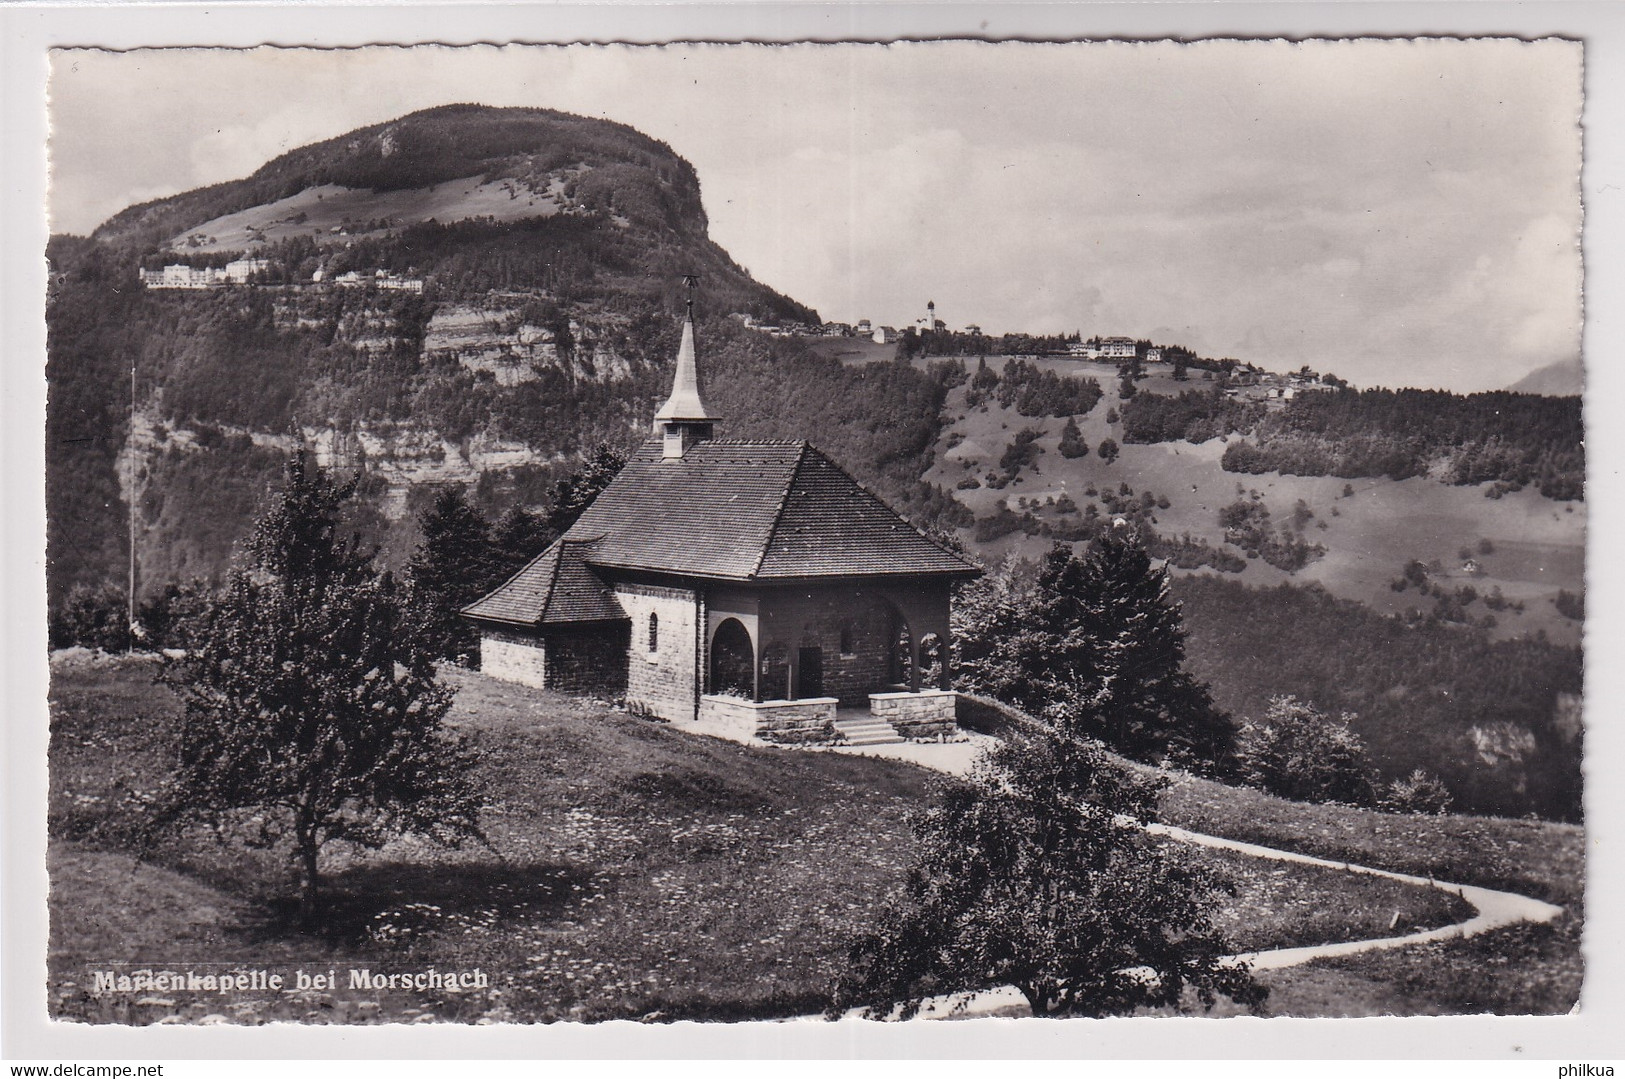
{"left": 47, "top": 653, "right": 1577, "bottom": 1023}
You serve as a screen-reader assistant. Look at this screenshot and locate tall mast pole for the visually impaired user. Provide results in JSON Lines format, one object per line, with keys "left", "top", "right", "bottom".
{"left": 127, "top": 359, "right": 136, "bottom": 653}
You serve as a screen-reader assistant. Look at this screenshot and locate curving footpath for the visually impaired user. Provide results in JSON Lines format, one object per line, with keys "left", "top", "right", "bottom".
{"left": 794, "top": 738, "right": 1566, "bottom": 1020}
{"left": 1146, "top": 821, "right": 1564, "bottom": 972}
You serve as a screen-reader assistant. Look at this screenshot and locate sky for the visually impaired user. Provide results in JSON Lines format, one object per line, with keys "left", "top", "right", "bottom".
{"left": 47, "top": 39, "right": 1583, "bottom": 393}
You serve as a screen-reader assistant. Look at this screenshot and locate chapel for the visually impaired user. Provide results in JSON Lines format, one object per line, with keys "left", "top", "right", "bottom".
{"left": 462, "top": 301, "right": 980, "bottom": 744}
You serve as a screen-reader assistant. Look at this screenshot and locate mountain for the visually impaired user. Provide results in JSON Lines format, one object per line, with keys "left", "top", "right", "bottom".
{"left": 95, "top": 104, "right": 813, "bottom": 320}
{"left": 50, "top": 106, "right": 978, "bottom": 606}
{"left": 1509, "top": 356, "right": 1583, "bottom": 396}
{"left": 45, "top": 104, "right": 1584, "bottom": 820}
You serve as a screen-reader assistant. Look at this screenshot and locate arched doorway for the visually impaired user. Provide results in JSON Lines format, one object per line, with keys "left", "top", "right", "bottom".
{"left": 709, "top": 619, "right": 754, "bottom": 698}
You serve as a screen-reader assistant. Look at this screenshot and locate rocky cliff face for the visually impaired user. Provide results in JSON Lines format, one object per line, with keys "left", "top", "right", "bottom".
{"left": 422, "top": 301, "right": 633, "bottom": 386}
{"left": 49, "top": 105, "right": 818, "bottom": 599}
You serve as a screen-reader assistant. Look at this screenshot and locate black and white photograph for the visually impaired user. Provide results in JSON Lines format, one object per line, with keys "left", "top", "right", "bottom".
{"left": 5, "top": 7, "right": 1620, "bottom": 1060}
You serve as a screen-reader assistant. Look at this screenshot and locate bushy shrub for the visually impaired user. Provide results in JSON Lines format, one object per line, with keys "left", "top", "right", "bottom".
{"left": 1235, "top": 695, "right": 1376, "bottom": 806}
{"left": 1382, "top": 769, "right": 1454, "bottom": 815}
{"left": 830, "top": 732, "right": 1263, "bottom": 1019}
{"left": 49, "top": 583, "right": 132, "bottom": 652}
{"left": 137, "top": 579, "right": 218, "bottom": 651}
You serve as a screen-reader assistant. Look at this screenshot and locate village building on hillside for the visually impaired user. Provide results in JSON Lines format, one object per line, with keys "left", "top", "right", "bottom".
{"left": 329, "top": 268, "right": 426, "bottom": 293}
{"left": 462, "top": 303, "right": 981, "bottom": 745}
{"left": 139, "top": 257, "right": 270, "bottom": 290}
{"left": 1101, "top": 336, "right": 1137, "bottom": 359}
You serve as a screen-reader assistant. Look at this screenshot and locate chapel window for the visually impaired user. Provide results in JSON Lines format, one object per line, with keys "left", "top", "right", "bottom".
{"left": 648, "top": 613, "right": 659, "bottom": 653}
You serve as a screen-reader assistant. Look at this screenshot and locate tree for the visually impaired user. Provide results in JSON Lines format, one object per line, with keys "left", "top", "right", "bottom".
{"left": 956, "top": 533, "right": 1236, "bottom": 772}
{"left": 1049, "top": 533, "right": 1237, "bottom": 769}
{"left": 481, "top": 444, "right": 628, "bottom": 590}
{"left": 486, "top": 504, "right": 554, "bottom": 587}
{"left": 830, "top": 729, "right": 1263, "bottom": 1019}
{"left": 1235, "top": 695, "right": 1376, "bottom": 806}
{"left": 1097, "top": 437, "right": 1120, "bottom": 463}
{"left": 154, "top": 451, "right": 483, "bottom": 921}
{"left": 544, "top": 442, "right": 626, "bottom": 537}
{"left": 1058, "top": 417, "right": 1089, "bottom": 459}
{"left": 405, "top": 485, "right": 492, "bottom": 664}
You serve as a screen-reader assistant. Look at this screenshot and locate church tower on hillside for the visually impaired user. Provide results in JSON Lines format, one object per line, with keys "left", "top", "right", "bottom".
{"left": 463, "top": 285, "right": 979, "bottom": 742}
{"left": 651, "top": 293, "right": 718, "bottom": 459}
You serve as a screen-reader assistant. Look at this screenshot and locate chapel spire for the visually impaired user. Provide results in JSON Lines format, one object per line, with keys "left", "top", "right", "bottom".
{"left": 653, "top": 275, "right": 718, "bottom": 459}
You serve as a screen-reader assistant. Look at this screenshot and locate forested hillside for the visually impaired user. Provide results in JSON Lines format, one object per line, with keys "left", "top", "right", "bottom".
{"left": 45, "top": 99, "right": 983, "bottom": 608}
{"left": 1225, "top": 388, "right": 1581, "bottom": 497}
{"left": 1176, "top": 575, "right": 1582, "bottom": 821}
{"left": 1113, "top": 383, "right": 1582, "bottom": 498}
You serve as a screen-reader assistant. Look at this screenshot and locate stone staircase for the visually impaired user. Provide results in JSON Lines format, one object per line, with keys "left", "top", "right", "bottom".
{"left": 833, "top": 713, "right": 905, "bottom": 746}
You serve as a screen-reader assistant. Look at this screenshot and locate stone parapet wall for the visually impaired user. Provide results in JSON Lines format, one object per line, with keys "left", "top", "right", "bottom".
{"left": 699, "top": 694, "right": 838, "bottom": 744}
{"left": 695, "top": 695, "right": 761, "bottom": 742}
{"left": 953, "top": 692, "right": 1047, "bottom": 739}
{"left": 870, "top": 689, "right": 958, "bottom": 740}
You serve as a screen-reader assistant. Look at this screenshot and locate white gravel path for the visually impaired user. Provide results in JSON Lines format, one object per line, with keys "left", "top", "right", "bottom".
{"left": 737, "top": 734, "right": 1566, "bottom": 1020}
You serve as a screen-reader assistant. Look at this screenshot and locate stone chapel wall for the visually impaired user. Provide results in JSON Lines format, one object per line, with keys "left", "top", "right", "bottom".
{"left": 546, "top": 624, "right": 630, "bottom": 694}
{"left": 616, "top": 582, "right": 700, "bottom": 721}
{"left": 479, "top": 626, "right": 550, "bottom": 689}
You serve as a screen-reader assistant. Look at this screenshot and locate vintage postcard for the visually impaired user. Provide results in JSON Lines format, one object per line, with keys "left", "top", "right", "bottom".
{"left": 7, "top": 12, "right": 1618, "bottom": 1062}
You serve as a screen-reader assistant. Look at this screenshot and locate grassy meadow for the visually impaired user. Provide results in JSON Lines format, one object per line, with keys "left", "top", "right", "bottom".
{"left": 47, "top": 652, "right": 1580, "bottom": 1024}
{"left": 1153, "top": 768, "right": 1584, "bottom": 1016}
{"left": 915, "top": 370, "right": 1584, "bottom": 647}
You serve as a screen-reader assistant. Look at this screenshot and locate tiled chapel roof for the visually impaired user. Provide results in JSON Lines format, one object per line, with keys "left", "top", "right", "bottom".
{"left": 460, "top": 538, "right": 626, "bottom": 627}
{"left": 464, "top": 438, "right": 978, "bottom": 626}
{"left": 562, "top": 436, "right": 979, "bottom": 581}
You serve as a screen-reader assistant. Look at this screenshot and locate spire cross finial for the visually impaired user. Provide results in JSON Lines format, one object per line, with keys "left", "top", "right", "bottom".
{"left": 654, "top": 275, "right": 718, "bottom": 457}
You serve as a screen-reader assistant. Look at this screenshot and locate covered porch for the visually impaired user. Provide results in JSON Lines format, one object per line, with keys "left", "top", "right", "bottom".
{"left": 696, "top": 578, "right": 960, "bottom": 743}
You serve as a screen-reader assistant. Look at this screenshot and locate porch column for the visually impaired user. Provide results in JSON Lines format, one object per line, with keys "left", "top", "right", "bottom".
{"left": 751, "top": 633, "right": 762, "bottom": 703}
{"left": 908, "top": 636, "right": 922, "bottom": 692}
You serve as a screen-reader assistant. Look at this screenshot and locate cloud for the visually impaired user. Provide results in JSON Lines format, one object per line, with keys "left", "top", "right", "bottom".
{"left": 45, "top": 39, "right": 1582, "bottom": 392}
